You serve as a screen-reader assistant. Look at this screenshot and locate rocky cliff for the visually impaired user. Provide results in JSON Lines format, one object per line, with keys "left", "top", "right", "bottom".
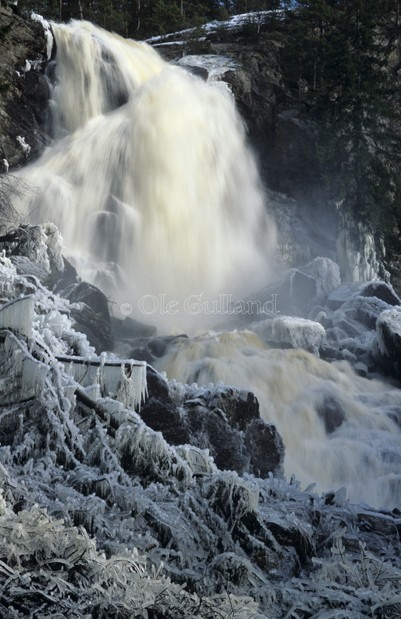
{"left": 0, "top": 7, "right": 50, "bottom": 171}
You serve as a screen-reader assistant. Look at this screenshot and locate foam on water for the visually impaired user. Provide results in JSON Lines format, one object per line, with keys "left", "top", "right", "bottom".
{"left": 156, "top": 330, "right": 401, "bottom": 509}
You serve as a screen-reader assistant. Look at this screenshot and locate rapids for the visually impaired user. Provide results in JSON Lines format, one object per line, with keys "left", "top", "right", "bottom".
{"left": 156, "top": 330, "right": 401, "bottom": 509}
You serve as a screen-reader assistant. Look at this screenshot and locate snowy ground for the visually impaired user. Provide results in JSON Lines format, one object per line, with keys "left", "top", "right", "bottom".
{"left": 145, "top": 10, "right": 283, "bottom": 47}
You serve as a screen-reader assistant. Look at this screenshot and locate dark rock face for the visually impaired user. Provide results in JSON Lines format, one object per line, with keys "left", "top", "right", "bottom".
{"left": 139, "top": 372, "right": 285, "bottom": 479}
{"left": 245, "top": 418, "right": 284, "bottom": 477}
{"left": 140, "top": 365, "right": 190, "bottom": 445}
{"left": 375, "top": 308, "right": 401, "bottom": 381}
{"left": 0, "top": 8, "right": 50, "bottom": 169}
{"left": 64, "top": 281, "right": 114, "bottom": 353}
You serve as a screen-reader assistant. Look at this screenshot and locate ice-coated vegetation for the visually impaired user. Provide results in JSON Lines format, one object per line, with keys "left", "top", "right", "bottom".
{"left": 0, "top": 233, "right": 400, "bottom": 617}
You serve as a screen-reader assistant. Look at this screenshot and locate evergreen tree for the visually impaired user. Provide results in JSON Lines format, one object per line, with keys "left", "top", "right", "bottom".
{"left": 324, "top": 0, "right": 401, "bottom": 240}
{"left": 282, "top": 0, "right": 401, "bottom": 251}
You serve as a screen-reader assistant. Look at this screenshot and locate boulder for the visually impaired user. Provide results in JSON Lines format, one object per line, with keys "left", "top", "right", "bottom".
{"left": 316, "top": 394, "right": 346, "bottom": 434}
{"left": 65, "top": 281, "right": 113, "bottom": 353}
{"left": 138, "top": 376, "right": 284, "bottom": 479}
{"left": 328, "top": 280, "right": 400, "bottom": 311}
{"left": 253, "top": 315, "right": 325, "bottom": 355}
{"left": 375, "top": 307, "right": 401, "bottom": 380}
{"left": 359, "top": 281, "right": 400, "bottom": 305}
{"left": 353, "top": 296, "right": 393, "bottom": 329}
{"left": 244, "top": 418, "right": 284, "bottom": 478}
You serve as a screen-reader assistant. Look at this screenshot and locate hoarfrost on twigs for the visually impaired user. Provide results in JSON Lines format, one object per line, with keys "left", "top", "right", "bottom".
{"left": 0, "top": 231, "right": 401, "bottom": 617}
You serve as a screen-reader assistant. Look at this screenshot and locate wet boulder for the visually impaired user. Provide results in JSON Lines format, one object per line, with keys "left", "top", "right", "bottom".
{"left": 316, "top": 394, "right": 346, "bottom": 433}
{"left": 138, "top": 377, "right": 284, "bottom": 479}
{"left": 328, "top": 280, "right": 400, "bottom": 311}
{"left": 245, "top": 418, "right": 284, "bottom": 478}
{"left": 375, "top": 307, "right": 401, "bottom": 380}
{"left": 252, "top": 315, "right": 325, "bottom": 355}
{"left": 65, "top": 281, "right": 113, "bottom": 353}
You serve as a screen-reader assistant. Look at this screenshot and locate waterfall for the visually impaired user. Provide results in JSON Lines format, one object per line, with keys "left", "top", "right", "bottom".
{"left": 16, "top": 20, "right": 274, "bottom": 330}
{"left": 12, "top": 18, "right": 401, "bottom": 510}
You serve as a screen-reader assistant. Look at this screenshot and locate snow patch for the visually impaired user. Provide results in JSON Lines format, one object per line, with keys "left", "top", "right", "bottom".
{"left": 178, "top": 54, "right": 239, "bottom": 82}
{"left": 252, "top": 315, "right": 326, "bottom": 354}
{"left": 31, "top": 11, "right": 54, "bottom": 59}
{"left": 16, "top": 136, "right": 31, "bottom": 156}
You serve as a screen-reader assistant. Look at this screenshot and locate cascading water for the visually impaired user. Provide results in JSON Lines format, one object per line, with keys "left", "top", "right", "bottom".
{"left": 13, "top": 19, "right": 401, "bottom": 511}
{"left": 157, "top": 330, "right": 401, "bottom": 509}
{"left": 17, "top": 20, "right": 274, "bottom": 330}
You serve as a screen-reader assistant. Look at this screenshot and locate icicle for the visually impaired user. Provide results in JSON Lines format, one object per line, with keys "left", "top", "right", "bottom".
{"left": 0, "top": 296, "right": 35, "bottom": 339}
{"left": 58, "top": 356, "right": 147, "bottom": 411}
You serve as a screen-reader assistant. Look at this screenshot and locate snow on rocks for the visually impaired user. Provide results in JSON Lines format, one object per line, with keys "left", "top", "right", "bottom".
{"left": 272, "top": 315, "right": 325, "bottom": 354}
{"left": 328, "top": 280, "right": 400, "bottom": 310}
{"left": 31, "top": 11, "right": 54, "bottom": 60}
{"left": 252, "top": 315, "right": 326, "bottom": 355}
{"left": 1, "top": 242, "right": 401, "bottom": 615}
{"left": 375, "top": 306, "right": 401, "bottom": 380}
{"left": 177, "top": 54, "right": 240, "bottom": 83}
{"left": 16, "top": 135, "right": 31, "bottom": 156}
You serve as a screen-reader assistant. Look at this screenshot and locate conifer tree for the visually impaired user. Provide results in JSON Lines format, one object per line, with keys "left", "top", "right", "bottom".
{"left": 282, "top": 0, "right": 401, "bottom": 250}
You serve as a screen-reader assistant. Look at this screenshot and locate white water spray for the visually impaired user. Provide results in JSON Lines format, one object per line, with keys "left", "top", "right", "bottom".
{"left": 17, "top": 20, "right": 274, "bottom": 330}
{"left": 157, "top": 330, "right": 401, "bottom": 509}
